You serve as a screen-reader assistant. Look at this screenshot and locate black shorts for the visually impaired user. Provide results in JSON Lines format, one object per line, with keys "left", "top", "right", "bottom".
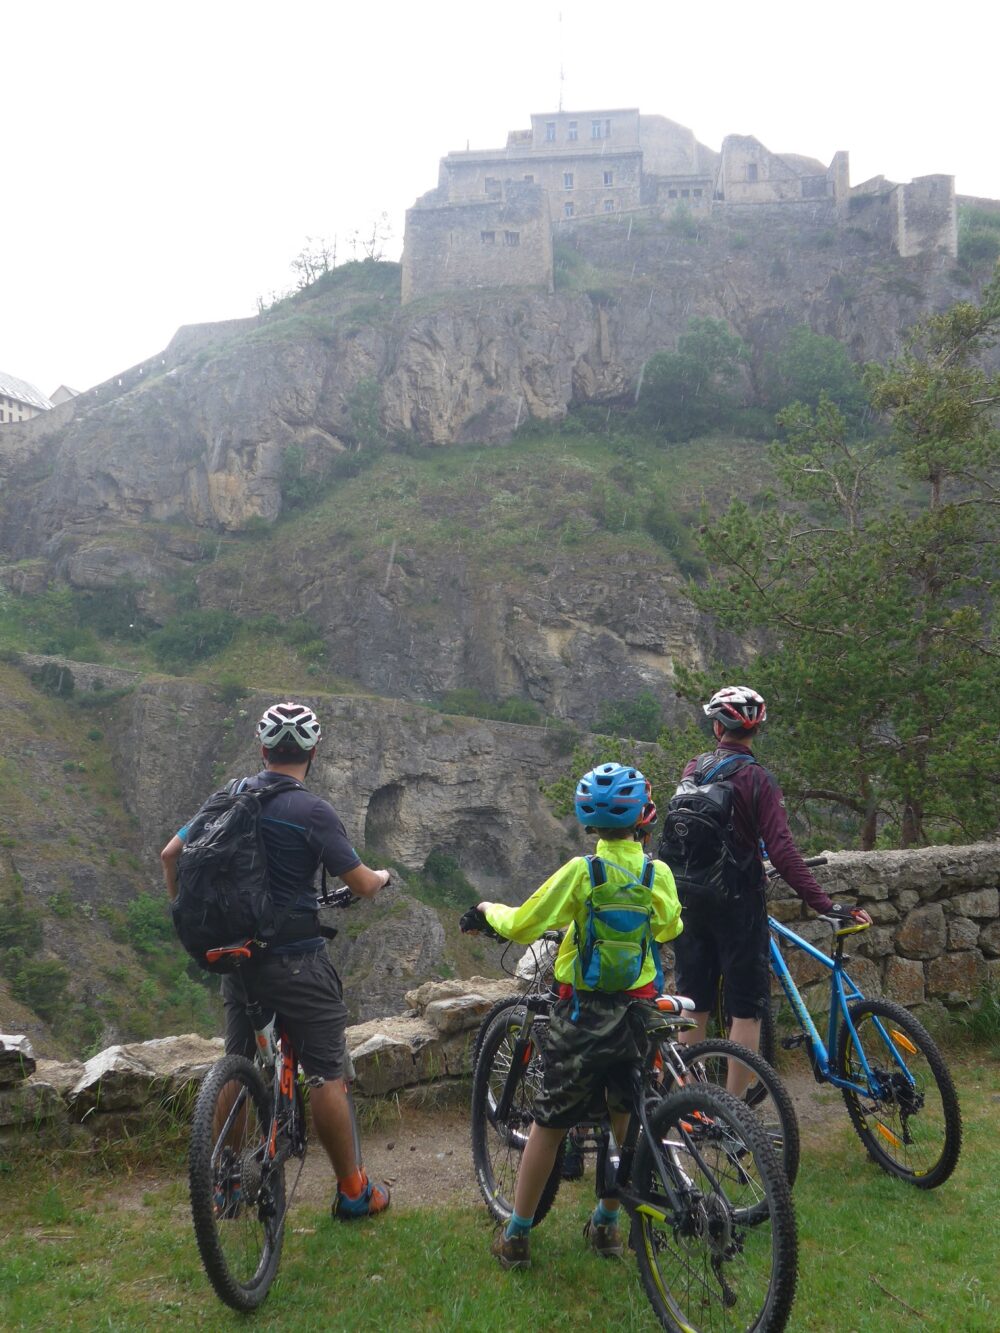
{"left": 221, "top": 948, "right": 348, "bottom": 1083}
{"left": 672, "top": 887, "right": 769, "bottom": 1020}
{"left": 532, "top": 994, "right": 651, "bottom": 1130}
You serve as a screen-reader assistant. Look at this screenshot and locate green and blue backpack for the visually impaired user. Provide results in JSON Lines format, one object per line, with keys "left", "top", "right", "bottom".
{"left": 571, "top": 854, "right": 662, "bottom": 1012}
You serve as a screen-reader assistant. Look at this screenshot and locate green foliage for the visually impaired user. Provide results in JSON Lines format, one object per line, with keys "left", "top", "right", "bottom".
{"left": 415, "top": 849, "right": 477, "bottom": 908}
{"left": 346, "top": 376, "right": 384, "bottom": 449}
{"left": 72, "top": 582, "right": 153, "bottom": 641}
{"left": 215, "top": 675, "right": 249, "bottom": 706}
{"left": 634, "top": 318, "right": 747, "bottom": 442}
{"left": 0, "top": 897, "right": 44, "bottom": 952}
{"left": 595, "top": 692, "right": 663, "bottom": 742}
{"left": 126, "top": 894, "right": 175, "bottom": 955}
{"left": 437, "top": 688, "right": 541, "bottom": 726}
{"left": 766, "top": 325, "right": 868, "bottom": 421}
{"left": 688, "top": 273, "right": 1000, "bottom": 847}
{"left": 9, "top": 958, "right": 70, "bottom": 1022}
{"left": 642, "top": 487, "right": 707, "bottom": 576}
{"left": 148, "top": 609, "right": 240, "bottom": 673}
{"left": 957, "top": 205, "right": 1000, "bottom": 268}
{"left": 31, "top": 660, "right": 75, "bottom": 696}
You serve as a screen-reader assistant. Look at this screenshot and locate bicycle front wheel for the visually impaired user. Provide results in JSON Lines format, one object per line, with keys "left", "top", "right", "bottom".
{"left": 678, "top": 1038, "right": 800, "bottom": 1189}
{"left": 835, "top": 997, "right": 961, "bottom": 1188}
{"left": 189, "top": 1055, "right": 286, "bottom": 1312}
{"left": 470, "top": 1007, "right": 563, "bottom": 1226}
{"left": 632, "top": 1086, "right": 798, "bottom": 1332}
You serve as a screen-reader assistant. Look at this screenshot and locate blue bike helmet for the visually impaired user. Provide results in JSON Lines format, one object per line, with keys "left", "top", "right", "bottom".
{"left": 574, "top": 763, "right": 650, "bottom": 828}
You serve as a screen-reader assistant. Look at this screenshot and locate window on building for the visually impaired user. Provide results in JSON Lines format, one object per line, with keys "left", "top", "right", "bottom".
{"left": 523, "top": 174, "right": 534, "bottom": 183}
{"left": 481, "top": 230, "right": 496, "bottom": 245}
{"left": 747, "top": 163, "right": 759, "bottom": 183}
{"left": 568, "top": 121, "right": 578, "bottom": 141}
{"left": 591, "top": 119, "right": 602, "bottom": 140}
{"left": 484, "top": 176, "right": 501, "bottom": 198}
{"left": 563, "top": 172, "right": 574, "bottom": 190}
{"left": 504, "top": 230, "right": 520, "bottom": 246}
{"left": 681, "top": 189, "right": 690, "bottom": 198}
{"left": 603, "top": 199, "right": 615, "bottom": 213}
{"left": 564, "top": 202, "right": 574, "bottom": 218}
{"left": 605, "top": 119, "right": 612, "bottom": 138}
{"left": 603, "top": 170, "right": 614, "bottom": 186}
{"left": 668, "top": 189, "right": 678, "bottom": 198}
{"left": 545, "top": 122, "right": 556, "bottom": 142}
{"left": 693, "top": 188, "right": 703, "bottom": 197}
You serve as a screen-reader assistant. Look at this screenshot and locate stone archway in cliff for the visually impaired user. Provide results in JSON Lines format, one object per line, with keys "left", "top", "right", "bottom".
{"left": 364, "top": 782, "right": 405, "bottom": 856}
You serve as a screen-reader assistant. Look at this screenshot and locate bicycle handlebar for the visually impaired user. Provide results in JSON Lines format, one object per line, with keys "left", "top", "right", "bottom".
{"left": 317, "top": 884, "right": 359, "bottom": 909}
{"left": 765, "top": 854, "right": 828, "bottom": 880}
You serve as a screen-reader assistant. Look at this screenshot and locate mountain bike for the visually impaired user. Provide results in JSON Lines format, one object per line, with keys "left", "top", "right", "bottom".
{"left": 470, "top": 932, "right": 799, "bottom": 1213}
{"left": 187, "top": 887, "right": 359, "bottom": 1311}
{"left": 474, "top": 986, "right": 798, "bottom": 1330}
{"left": 769, "top": 900, "right": 962, "bottom": 1188}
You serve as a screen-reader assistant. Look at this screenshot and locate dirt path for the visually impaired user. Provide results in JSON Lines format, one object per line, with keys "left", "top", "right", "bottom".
{"left": 288, "top": 1063, "right": 844, "bottom": 1214}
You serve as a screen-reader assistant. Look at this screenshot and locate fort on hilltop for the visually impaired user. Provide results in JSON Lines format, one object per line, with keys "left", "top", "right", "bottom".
{"left": 401, "top": 109, "right": 957, "bottom": 303}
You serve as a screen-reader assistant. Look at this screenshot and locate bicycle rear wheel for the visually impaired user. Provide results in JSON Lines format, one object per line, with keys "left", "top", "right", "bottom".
{"left": 835, "top": 997, "right": 961, "bottom": 1188}
{"left": 470, "top": 1007, "right": 563, "bottom": 1226}
{"left": 677, "top": 1038, "right": 800, "bottom": 1189}
{"left": 189, "top": 1055, "right": 286, "bottom": 1311}
{"left": 632, "top": 1086, "right": 798, "bottom": 1332}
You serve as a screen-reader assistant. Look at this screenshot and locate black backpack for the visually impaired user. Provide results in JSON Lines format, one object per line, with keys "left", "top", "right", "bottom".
{"left": 171, "top": 778, "right": 302, "bottom": 973}
{"left": 657, "top": 751, "right": 759, "bottom": 894}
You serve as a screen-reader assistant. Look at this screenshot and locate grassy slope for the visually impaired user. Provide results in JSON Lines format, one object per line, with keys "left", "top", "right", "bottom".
{"left": 0, "top": 1053, "right": 994, "bottom": 1331}
{"left": 0, "top": 662, "right": 220, "bottom": 1055}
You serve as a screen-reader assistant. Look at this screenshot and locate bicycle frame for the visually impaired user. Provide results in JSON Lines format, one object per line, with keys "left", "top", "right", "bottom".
{"left": 768, "top": 917, "right": 916, "bottom": 1100}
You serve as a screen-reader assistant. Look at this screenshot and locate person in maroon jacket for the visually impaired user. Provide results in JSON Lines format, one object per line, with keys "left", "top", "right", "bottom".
{"left": 670, "top": 686, "right": 870, "bottom": 1091}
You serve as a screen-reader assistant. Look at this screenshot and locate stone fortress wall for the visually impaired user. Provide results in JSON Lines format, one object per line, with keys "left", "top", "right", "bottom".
{"left": 2, "top": 843, "right": 997, "bottom": 1146}
{"left": 402, "top": 108, "right": 958, "bottom": 303}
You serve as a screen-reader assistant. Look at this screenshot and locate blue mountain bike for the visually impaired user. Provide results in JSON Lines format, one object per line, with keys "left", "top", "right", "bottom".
{"left": 769, "top": 908, "right": 961, "bottom": 1188}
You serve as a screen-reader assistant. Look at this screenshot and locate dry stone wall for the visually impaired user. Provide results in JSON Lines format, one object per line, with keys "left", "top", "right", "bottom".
{"left": 1, "top": 844, "right": 997, "bottom": 1149}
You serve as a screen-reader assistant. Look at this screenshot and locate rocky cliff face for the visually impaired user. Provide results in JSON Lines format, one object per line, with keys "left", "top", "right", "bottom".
{"left": 0, "top": 215, "right": 983, "bottom": 553}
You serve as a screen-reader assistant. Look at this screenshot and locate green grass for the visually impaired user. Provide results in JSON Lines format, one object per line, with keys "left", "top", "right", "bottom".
{"left": 0, "top": 1055, "right": 994, "bottom": 1330}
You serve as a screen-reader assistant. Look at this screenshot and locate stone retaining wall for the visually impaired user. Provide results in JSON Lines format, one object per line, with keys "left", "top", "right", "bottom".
{"left": 2, "top": 843, "right": 998, "bottom": 1149}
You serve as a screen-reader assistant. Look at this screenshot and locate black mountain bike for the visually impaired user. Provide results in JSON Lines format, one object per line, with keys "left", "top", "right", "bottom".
{"left": 188, "top": 887, "right": 359, "bottom": 1311}
{"left": 471, "top": 932, "right": 799, "bottom": 1212}
{"left": 472, "top": 982, "right": 798, "bottom": 1330}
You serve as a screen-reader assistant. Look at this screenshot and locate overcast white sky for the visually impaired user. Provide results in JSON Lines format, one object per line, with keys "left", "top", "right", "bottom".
{"left": 3, "top": 0, "right": 997, "bottom": 396}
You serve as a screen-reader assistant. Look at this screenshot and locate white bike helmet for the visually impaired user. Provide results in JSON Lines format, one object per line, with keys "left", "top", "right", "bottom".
{"left": 256, "top": 701, "right": 322, "bottom": 751}
{"left": 703, "top": 685, "right": 767, "bottom": 731}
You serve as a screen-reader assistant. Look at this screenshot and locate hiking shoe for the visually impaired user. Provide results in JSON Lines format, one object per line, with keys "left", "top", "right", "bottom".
{"left": 491, "top": 1228, "right": 531, "bottom": 1270}
{"left": 584, "top": 1216, "right": 624, "bottom": 1259}
{"left": 332, "top": 1173, "right": 391, "bottom": 1221}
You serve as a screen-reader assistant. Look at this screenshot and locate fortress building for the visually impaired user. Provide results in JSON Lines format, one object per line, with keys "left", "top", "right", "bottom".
{"left": 401, "top": 109, "right": 957, "bottom": 303}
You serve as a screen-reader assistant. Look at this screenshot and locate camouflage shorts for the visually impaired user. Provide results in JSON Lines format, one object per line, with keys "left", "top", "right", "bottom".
{"left": 532, "top": 993, "right": 654, "bottom": 1129}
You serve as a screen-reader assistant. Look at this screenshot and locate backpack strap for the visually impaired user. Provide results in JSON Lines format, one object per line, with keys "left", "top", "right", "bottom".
{"left": 585, "top": 855, "right": 607, "bottom": 888}
{"left": 697, "top": 752, "right": 758, "bottom": 785}
{"left": 641, "top": 855, "right": 655, "bottom": 889}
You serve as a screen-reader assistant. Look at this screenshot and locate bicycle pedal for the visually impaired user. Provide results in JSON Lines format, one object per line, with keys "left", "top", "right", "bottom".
{"left": 780, "top": 1034, "right": 807, "bottom": 1050}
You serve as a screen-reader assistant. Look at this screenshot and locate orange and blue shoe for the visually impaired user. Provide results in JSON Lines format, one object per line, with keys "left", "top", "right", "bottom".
{"left": 331, "top": 1172, "right": 391, "bottom": 1221}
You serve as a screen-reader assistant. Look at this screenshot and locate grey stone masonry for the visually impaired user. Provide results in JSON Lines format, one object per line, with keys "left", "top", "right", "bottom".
{"left": 763, "top": 843, "right": 1000, "bottom": 1007}
{"left": 1, "top": 842, "right": 998, "bottom": 1148}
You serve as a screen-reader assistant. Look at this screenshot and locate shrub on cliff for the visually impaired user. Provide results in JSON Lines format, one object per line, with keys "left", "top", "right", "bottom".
{"left": 148, "top": 610, "right": 240, "bottom": 673}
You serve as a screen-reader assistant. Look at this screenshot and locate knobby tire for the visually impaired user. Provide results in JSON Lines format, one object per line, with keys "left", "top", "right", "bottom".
{"left": 189, "top": 1054, "right": 286, "bottom": 1311}
{"left": 470, "top": 1007, "right": 563, "bottom": 1226}
{"left": 678, "top": 1038, "right": 800, "bottom": 1189}
{"left": 835, "top": 997, "right": 961, "bottom": 1188}
{"left": 632, "top": 1085, "right": 798, "bottom": 1332}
